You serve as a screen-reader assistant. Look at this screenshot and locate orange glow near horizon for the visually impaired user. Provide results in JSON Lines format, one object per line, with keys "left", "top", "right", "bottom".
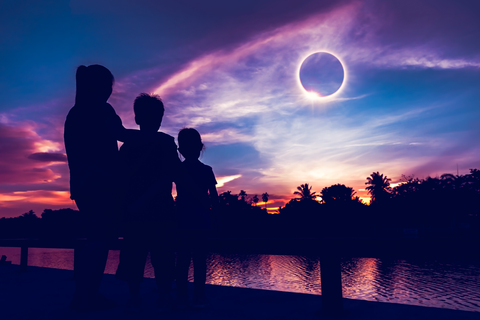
{"left": 359, "top": 197, "right": 371, "bottom": 205}
{"left": 0, "top": 194, "right": 29, "bottom": 202}
{"left": 0, "top": 191, "right": 73, "bottom": 206}
{"left": 266, "top": 207, "right": 280, "bottom": 214}
{"left": 256, "top": 200, "right": 275, "bottom": 206}
{"left": 389, "top": 182, "right": 405, "bottom": 188}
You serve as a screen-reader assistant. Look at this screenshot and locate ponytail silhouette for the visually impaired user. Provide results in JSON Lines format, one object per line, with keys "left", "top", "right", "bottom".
{"left": 75, "top": 64, "right": 115, "bottom": 105}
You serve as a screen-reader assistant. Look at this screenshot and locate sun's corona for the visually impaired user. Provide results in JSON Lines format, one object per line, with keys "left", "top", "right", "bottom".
{"left": 298, "top": 51, "right": 346, "bottom": 100}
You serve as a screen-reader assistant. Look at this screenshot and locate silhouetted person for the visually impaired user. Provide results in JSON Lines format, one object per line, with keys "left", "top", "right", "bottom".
{"left": 115, "top": 93, "right": 180, "bottom": 313}
{"left": 64, "top": 64, "right": 130, "bottom": 312}
{"left": 175, "top": 128, "right": 219, "bottom": 309}
{"left": 0, "top": 255, "right": 11, "bottom": 265}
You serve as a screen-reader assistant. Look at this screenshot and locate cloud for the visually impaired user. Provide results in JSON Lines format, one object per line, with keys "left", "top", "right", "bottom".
{"left": 140, "top": 0, "right": 480, "bottom": 141}
{"left": 365, "top": 52, "right": 480, "bottom": 70}
{"left": 216, "top": 174, "right": 242, "bottom": 188}
{"left": 0, "top": 121, "right": 66, "bottom": 191}
{"left": 2, "top": 0, "right": 480, "bottom": 217}
{"left": 202, "top": 129, "right": 253, "bottom": 145}
{"left": 337, "top": 1, "right": 480, "bottom": 70}
{"left": 28, "top": 152, "right": 67, "bottom": 162}
{"left": 106, "top": 1, "right": 479, "bottom": 201}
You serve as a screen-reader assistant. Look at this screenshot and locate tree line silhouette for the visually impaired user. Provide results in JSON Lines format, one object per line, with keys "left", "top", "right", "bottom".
{"left": 1, "top": 169, "right": 479, "bottom": 239}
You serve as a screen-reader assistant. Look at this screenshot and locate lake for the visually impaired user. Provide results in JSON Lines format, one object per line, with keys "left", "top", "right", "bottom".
{"left": 1, "top": 247, "right": 479, "bottom": 312}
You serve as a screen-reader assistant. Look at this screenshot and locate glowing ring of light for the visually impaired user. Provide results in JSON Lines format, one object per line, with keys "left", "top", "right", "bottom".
{"left": 297, "top": 50, "right": 347, "bottom": 100}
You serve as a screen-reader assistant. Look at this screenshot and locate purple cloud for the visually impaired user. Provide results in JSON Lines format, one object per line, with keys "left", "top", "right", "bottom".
{"left": 28, "top": 152, "right": 67, "bottom": 162}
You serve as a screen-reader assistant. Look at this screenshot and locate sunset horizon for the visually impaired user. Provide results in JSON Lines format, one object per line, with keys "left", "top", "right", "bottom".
{"left": 1, "top": 0, "right": 479, "bottom": 218}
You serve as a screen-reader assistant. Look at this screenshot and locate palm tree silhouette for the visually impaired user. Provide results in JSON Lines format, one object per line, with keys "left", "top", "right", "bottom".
{"left": 293, "top": 183, "right": 317, "bottom": 201}
{"left": 261, "top": 192, "right": 269, "bottom": 210}
{"left": 467, "top": 169, "right": 480, "bottom": 192}
{"left": 239, "top": 190, "right": 247, "bottom": 202}
{"left": 21, "top": 210, "right": 38, "bottom": 219}
{"left": 320, "top": 184, "right": 356, "bottom": 203}
{"left": 365, "top": 172, "right": 391, "bottom": 203}
{"left": 252, "top": 194, "right": 259, "bottom": 206}
{"left": 440, "top": 173, "right": 464, "bottom": 190}
{"left": 220, "top": 190, "right": 236, "bottom": 206}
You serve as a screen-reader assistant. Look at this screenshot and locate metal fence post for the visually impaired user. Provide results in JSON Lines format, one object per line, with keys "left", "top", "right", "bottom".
{"left": 73, "top": 244, "right": 82, "bottom": 280}
{"left": 320, "top": 256, "right": 343, "bottom": 317}
{"left": 19, "top": 246, "right": 28, "bottom": 272}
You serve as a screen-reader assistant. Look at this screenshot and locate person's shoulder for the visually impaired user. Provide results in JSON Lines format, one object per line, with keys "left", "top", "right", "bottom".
{"left": 118, "top": 141, "right": 137, "bottom": 161}
{"left": 65, "top": 105, "right": 83, "bottom": 127}
{"left": 103, "top": 102, "right": 115, "bottom": 111}
{"left": 155, "top": 131, "right": 175, "bottom": 142}
{"left": 198, "top": 161, "right": 216, "bottom": 183}
{"left": 66, "top": 103, "right": 116, "bottom": 120}
{"left": 66, "top": 105, "right": 80, "bottom": 119}
{"left": 119, "top": 140, "right": 134, "bottom": 151}
{"left": 66, "top": 105, "right": 76, "bottom": 115}
{"left": 179, "top": 160, "right": 187, "bottom": 168}
{"left": 102, "top": 103, "right": 118, "bottom": 117}
{"left": 198, "top": 161, "right": 213, "bottom": 172}
{"left": 155, "top": 132, "right": 177, "bottom": 148}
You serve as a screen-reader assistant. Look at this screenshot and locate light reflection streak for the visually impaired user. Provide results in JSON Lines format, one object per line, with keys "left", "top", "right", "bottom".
{"left": 342, "top": 258, "right": 379, "bottom": 299}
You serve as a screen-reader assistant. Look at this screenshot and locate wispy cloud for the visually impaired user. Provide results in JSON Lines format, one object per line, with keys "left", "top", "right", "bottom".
{"left": 110, "top": 1, "right": 479, "bottom": 201}
{"left": 202, "top": 129, "right": 252, "bottom": 145}
{"left": 216, "top": 174, "right": 242, "bottom": 188}
{"left": 0, "top": 119, "right": 67, "bottom": 190}
{"left": 2, "top": 0, "right": 480, "bottom": 216}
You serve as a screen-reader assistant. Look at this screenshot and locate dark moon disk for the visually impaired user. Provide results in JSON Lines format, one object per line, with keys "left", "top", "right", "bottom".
{"left": 299, "top": 52, "right": 345, "bottom": 97}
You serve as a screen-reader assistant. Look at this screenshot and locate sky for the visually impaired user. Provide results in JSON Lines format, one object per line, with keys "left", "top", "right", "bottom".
{"left": 1, "top": 0, "right": 479, "bottom": 217}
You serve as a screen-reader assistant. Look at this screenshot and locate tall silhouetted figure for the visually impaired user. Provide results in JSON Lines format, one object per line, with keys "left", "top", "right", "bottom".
{"left": 175, "top": 128, "right": 219, "bottom": 309}
{"left": 115, "top": 93, "right": 180, "bottom": 313}
{"left": 64, "top": 65, "right": 125, "bottom": 312}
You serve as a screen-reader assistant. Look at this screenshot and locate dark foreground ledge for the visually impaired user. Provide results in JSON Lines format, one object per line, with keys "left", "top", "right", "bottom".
{"left": 1, "top": 264, "right": 478, "bottom": 320}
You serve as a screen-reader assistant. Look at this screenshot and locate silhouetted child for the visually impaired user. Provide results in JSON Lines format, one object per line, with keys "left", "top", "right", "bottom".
{"left": 115, "top": 93, "right": 180, "bottom": 313}
{"left": 175, "top": 128, "right": 219, "bottom": 309}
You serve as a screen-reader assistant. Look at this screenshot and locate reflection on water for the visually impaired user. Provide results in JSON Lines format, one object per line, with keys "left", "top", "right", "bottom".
{"left": 2, "top": 247, "right": 480, "bottom": 312}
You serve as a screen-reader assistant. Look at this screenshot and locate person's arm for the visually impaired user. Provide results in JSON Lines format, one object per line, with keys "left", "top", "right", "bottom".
{"left": 104, "top": 103, "right": 150, "bottom": 143}
{"left": 166, "top": 135, "right": 181, "bottom": 185}
{"left": 106, "top": 112, "right": 142, "bottom": 143}
{"left": 64, "top": 113, "right": 86, "bottom": 200}
{"left": 208, "top": 168, "right": 220, "bottom": 230}
{"left": 209, "top": 185, "right": 219, "bottom": 210}
{"left": 209, "top": 183, "right": 221, "bottom": 231}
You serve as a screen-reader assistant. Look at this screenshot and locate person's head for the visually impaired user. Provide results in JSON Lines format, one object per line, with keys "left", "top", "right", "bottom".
{"left": 178, "top": 128, "right": 204, "bottom": 160}
{"left": 75, "top": 64, "right": 114, "bottom": 105}
{"left": 133, "top": 93, "right": 165, "bottom": 132}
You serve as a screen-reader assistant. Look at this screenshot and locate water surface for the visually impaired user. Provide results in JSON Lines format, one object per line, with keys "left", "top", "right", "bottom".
{"left": 1, "top": 247, "right": 479, "bottom": 312}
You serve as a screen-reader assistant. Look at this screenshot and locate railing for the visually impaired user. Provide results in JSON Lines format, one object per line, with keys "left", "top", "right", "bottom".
{"left": 1, "top": 236, "right": 479, "bottom": 317}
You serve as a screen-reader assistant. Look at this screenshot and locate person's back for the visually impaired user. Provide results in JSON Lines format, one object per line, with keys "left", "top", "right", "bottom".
{"left": 176, "top": 158, "right": 216, "bottom": 230}
{"left": 115, "top": 93, "right": 179, "bottom": 313}
{"left": 120, "top": 131, "right": 177, "bottom": 223}
{"left": 64, "top": 65, "right": 122, "bottom": 202}
{"left": 65, "top": 102, "right": 121, "bottom": 199}
{"left": 175, "top": 128, "right": 219, "bottom": 309}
